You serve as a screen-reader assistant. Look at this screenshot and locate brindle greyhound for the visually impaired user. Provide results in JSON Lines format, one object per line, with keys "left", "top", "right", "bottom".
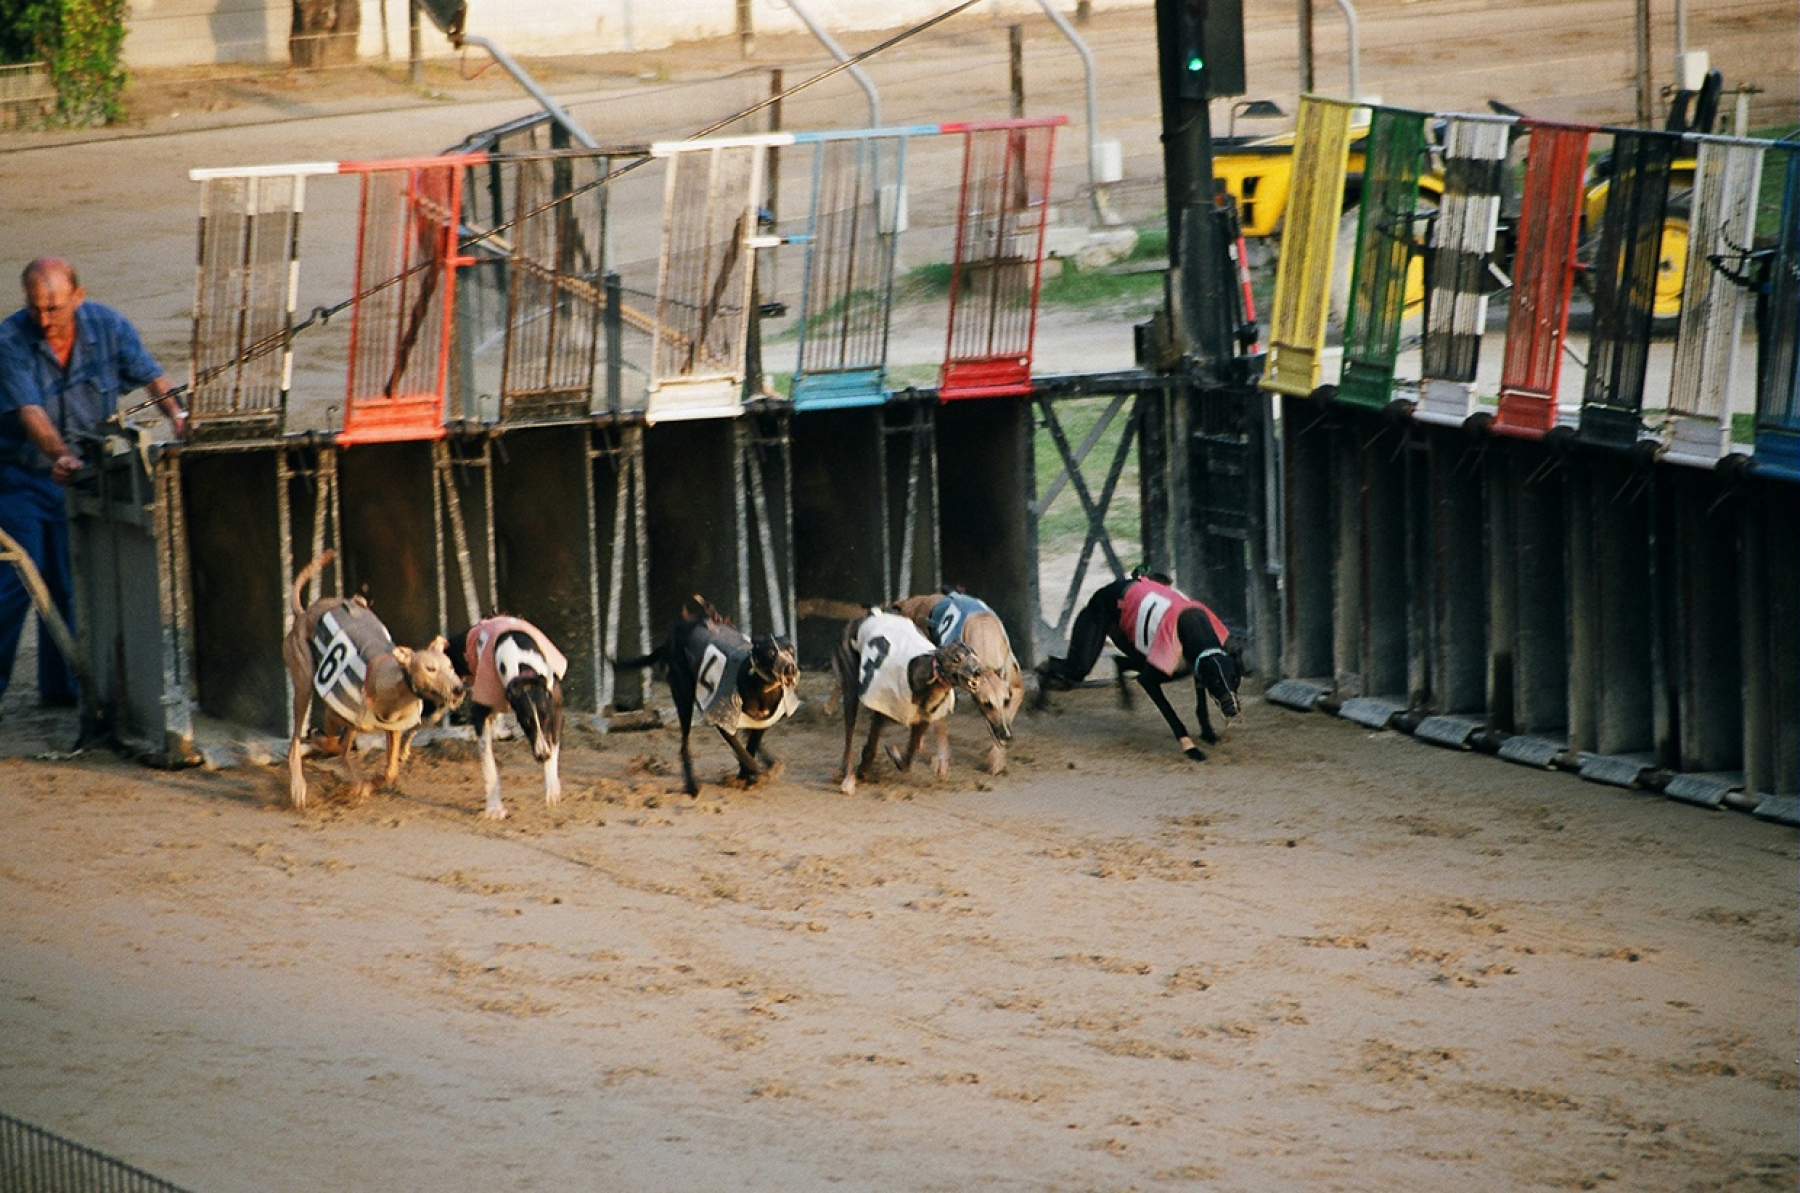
{"left": 833, "top": 608, "right": 984, "bottom": 795}
{"left": 283, "top": 551, "right": 465, "bottom": 808}
{"left": 618, "top": 596, "right": 800, "bottom": 797}
{"left": 891, "top": 590, "right": 1024, "bottom": 775}
{"left": 1037, "top": 574, "right": 1242, "bottom": 761}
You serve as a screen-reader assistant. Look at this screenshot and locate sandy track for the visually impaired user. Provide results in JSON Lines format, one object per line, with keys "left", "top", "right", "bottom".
{"left": 2, "top": 681, "right": 1794, "bottom": 1191}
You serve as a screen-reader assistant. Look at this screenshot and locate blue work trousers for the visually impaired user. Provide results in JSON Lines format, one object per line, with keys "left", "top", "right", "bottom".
{"left": 0, "top": 466, "right": 79, "bottom": 706}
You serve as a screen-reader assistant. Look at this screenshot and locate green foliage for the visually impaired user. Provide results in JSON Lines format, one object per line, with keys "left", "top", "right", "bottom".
{"left": 0, "top": 0, "right": 55, "bottom": 63}
{"left": 2, "top": 0, "right": 127, "bottom": 125}
{"left": 48, "top": 0, "right": 127, "bottom": 126}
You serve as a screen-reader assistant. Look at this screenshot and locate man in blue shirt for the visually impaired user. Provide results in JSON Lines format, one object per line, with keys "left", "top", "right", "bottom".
{"left": 0, "top": 257, "right": 187, "bottom": 708}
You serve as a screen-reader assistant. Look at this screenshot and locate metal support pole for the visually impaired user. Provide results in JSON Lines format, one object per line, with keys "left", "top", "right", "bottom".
{"left": 1298, "top": 0, "right": 1315, "bottom": 94}
{"left": 408, "top": 0, "right": 423, "bottom": 86}
{"left": 782, "top": 0, "right": 881, "bottom": 127}
{"left": 1034, "top": 0, "right": 1112, "bottom": 225}
{"left": 1331, "top": 0, "right": 1360, "bottom": 99}
{"left": 1635, "top": 0, "right": 1654, "bottom": 127}
{"left": 1009, "top": 25, "right": 1026, "bottom": 119}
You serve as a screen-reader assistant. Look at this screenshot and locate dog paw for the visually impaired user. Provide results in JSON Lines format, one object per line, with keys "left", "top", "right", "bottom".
{"left": 884, "top": 745, "right": 911, "bottom": 772}
{"left": 1200, "top": 730, "right": 1220, "bottom": 745}
{"left": 986, "top": 745, "right": 1007, "bottom": 776}
{"left": 545, "top": 783, "right": 562, "bottom": 807}
{"left": 482, "top": 803, "right": 509, "bottom": 821}
{"left": 931, "top": 757, "right": 950, "bottom": 780}
{"left": 840, "top": 776, "right": 858, "bottom": 796}
{"left": 1183, "top": 745, "right": 1207, "bottom": 762}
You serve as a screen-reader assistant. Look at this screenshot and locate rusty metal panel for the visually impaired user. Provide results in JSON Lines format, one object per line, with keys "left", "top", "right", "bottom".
{"left": 1665, "top": 137, "right": 1765, "bottom": 466}
{"left": 1261, "top": 96, "right": 1357, "bottom": 398}
{"left": 1578, "top": 129, "right": 1681, "bottom": 448}
{"left": 1417, "top": 115, "right": 1512, "bottom": 426}
{"left": 1338, "top": 106, "right": 1430, "bottom": 411}
{"left": 1494, "top": 123, "right": 1590, "bottom": 439}
{"left": 647, "top": 137, "right": 779, "bottom": 422}
{"left": 940, "top": 118, "right": 1065, "bottom": 400}
{"left": 339, "top": 157, "right": 482, "bottom": 445}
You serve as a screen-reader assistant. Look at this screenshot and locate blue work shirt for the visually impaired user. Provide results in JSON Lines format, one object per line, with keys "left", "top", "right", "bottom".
{"left": 0, "top": 300, "right": 165, "bottom": 474}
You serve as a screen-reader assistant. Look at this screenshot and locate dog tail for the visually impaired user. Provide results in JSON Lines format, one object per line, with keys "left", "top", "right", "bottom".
{"left": 613, "top": 645, "right": 669, "bottom": 672}
{"left": 292, "top": 550, "right": 336, "bottom": 615}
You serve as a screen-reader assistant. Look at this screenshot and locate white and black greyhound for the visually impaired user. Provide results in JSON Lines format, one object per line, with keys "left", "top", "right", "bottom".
{"left": 1037, "top": 573, "right": 1242, "bottom": 761}
{"left": 451, "top": 615, "right": 567, "bottom": 819}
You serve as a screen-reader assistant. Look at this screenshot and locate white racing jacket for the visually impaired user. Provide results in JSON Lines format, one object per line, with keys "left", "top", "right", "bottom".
{"left": 851, "top": 610, "right": 953, "bottom": 726}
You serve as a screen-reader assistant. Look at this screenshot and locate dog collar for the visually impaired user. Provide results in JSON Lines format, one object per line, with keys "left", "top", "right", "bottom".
{"left": 1193, "top": 647, "right": 1228, "bottom": 674}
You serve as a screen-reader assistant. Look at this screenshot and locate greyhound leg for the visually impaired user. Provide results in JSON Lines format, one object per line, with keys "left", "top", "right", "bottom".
{"left": 288, "top": 674, "right": 312, "bottom": 809}
{"left": 987, "top": 738, "right": 1007, "bottom": 776}
{"left": 718, "top": 726, "right": 763, "bottom": 783}
{"left": 839, "top": 694, "right": 862, "bottom": 796}
{"left": 476, "top": 708, "right": 506, "bottom": 820}
{"left": 382, "top": 729, "right": 405, "bottom": 787}
{"left": 1193, "top": 679, "right": 1219, "bottom": 744}
{"left": 543, "top": 740, "right": 562, "bottom": 808}
{"left": 342, "top": 729, "right": 370, "bottom": 800}
{"left": 743, "top": 728, "right": 782, "bottom": 779}
{"left": 1139, "top": 677, "right": 1205, "bottom": 761}
{"left": 856, "top": 717, "right": 888, "bottom": 784}
{"left": 931, "top": 720, "right": 951, "bottom": 779}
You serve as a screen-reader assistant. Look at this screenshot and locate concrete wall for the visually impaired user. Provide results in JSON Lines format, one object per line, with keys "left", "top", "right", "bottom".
{"left": 124, "top": 0, "right": 1149, "bottom": 68}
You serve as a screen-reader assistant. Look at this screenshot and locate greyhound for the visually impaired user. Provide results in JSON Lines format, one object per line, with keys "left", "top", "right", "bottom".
{"left": 1037, "top": 573, "right": 1242, "bottom": 761}
{"left": 451, "top": 615, "right": 566, "bottom": 820}
{"left": 618, "top": 596, "right": 800, "bottom": 797}
{"left": 833, "top": 608, "right": 984, "bottom": 796}
{"left": 891, "top": 590, "right": 1024, "bottom": 775}
{"left": 282, "top": 551, "right": 465, "bottom": 808}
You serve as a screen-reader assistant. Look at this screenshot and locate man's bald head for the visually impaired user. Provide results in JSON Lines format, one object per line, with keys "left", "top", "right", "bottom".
{"left": 22, "top": 257, "right": 79, "bottom": 292}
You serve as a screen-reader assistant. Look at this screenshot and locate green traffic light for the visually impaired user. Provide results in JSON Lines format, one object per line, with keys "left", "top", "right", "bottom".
{"left": 1186, "top": 54, "right": 1203, "bottom": 72}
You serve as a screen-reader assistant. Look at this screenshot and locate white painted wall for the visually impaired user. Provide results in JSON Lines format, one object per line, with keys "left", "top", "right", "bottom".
{"left": 124, "top": 0, "right": 1147, "bottom": 68}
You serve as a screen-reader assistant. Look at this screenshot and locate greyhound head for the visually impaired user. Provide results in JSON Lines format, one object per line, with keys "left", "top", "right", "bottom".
{"left": 493, "top": 630, "right": 563, "bottom": 762}
{"left": 934, "top": 641, "right": 985, "bottom": 696}
{"left": 750, "top": 633, "right": 800, "bottom": 693}
{"left": 1194, "top": 647, "right": 1242, "bottom": 719}
{"left": 970, "top": 658, "right": 1024, "bottom": 743}
{"left": 396, "top": 635, "right": 466, "bottom": 715}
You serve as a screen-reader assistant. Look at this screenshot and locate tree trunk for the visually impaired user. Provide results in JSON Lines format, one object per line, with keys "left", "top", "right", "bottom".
{"left": 290, "top": 0, "right": 360, "bottom": 68}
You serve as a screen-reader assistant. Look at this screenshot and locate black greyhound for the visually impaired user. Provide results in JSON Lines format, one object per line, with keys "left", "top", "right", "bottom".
{"left": 618, "top": 596, "right": 800, "bottom": 796}
{"left": 1037, "top": 574, "right": 1242, "bottom": 760}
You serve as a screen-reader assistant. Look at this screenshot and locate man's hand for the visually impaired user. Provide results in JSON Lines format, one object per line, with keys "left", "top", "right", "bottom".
{"left": 50, "top": 451, "right": 84, "bottom": 485}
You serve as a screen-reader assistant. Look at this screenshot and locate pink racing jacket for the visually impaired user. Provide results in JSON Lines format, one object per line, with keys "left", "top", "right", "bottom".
{"left": 1115, "top": 579, "right": 1229, "bottom": 677}
{"left": 463, "top": 616, "right": 567, "bottom": 708}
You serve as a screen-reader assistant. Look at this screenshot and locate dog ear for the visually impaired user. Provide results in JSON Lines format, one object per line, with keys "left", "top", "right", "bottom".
{"left": 426, "top": 635, "right": 448, "bottom": 653}
{"left": 392, "top": 645, "right": 415, "bottom": 667}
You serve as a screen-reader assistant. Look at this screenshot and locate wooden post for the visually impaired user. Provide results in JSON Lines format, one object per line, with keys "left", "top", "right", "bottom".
{"left": 1009, "top": 25, "right": 1025, "bottom": 119}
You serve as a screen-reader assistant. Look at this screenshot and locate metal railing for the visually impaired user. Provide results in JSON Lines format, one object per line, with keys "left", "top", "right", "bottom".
{"left": 1, "top": 1111, "right": 193, "bottom": 1193}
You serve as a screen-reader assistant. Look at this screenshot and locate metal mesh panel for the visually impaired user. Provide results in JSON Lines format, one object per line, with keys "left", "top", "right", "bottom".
{"left": 1580, "top": 129, "right": 1680, "bottom": 444}
{"left": 1495, "top": 123, "right": 1590, "bottom": 438}
{"left": 1262, "top": 96, "right": 1356, "bottom": 398}
{"left": 189, "top": 173, "right": 303, "bottom": 440}
{"left": 792, "top": 134, "right": 905, "bottom": 407}
{"left": 2, "top": 1111, "right": 193, "bottom": 1192}
{"left": 499, "top": 152, "right": 608, "bottom": 422}
{"left": 1420, "top": 116, "right": 1511, "bottom": 395}
{"left": 941, "top": 120, "right": 1060, "bottom": 399}
{"left": 341, "top": 159, "right": 474, "bottom": 444}
{"left": 1338, "top": 106, "right": 1429, "bottom": 410}
{"left": 1758, "top": 148, "right": 1800, "bottom": 438}
{"left": 1665, "top": 137, "right": 1766, "bottom": 463}
{"left": 650, "top": 142, "right": 764, "bottom": 415}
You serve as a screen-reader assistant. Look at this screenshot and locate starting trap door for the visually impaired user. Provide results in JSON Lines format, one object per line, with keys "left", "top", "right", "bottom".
{"left": 1261, "top": 96, "right": 1357, "bottom": 398}
{"left": 339, "top": 156, "right": 482, "bottom": 445}
{"left": 1493, "top": 123, "right": 1590, "bottom": 439}
{"left": 1578, "top": 129, "right": 1683, "bottom": 448}
{"left": 790, "top": 129, "right": 916, "bottom": 410}
{"left": 491, "top": 151, "right": 613, "bottom": 424}
{"left": 187, "top": 166, "right": 330, "bottom": 443}
{"left": 1755, "top": 148, "right": 1800, "bottom": 480}
{"left": 647, "top": 136, "right": 782, "bottom": 423}
{"left": 939, "top": 118, "right": 1066, "bottom": 400}
{"left": 1417, "top": 115, "right": 1513, "bottom": 425}
{"left": 1665, "top": 137, "right": 1766, "bottom": 466}
{"left": 1338, "top": 106, "right": 1431, "bottom": 411}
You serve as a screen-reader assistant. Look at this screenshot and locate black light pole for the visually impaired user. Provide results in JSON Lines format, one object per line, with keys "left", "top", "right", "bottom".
{"left": 1155, "top": 0, "right": 1244, "bottom": 381}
